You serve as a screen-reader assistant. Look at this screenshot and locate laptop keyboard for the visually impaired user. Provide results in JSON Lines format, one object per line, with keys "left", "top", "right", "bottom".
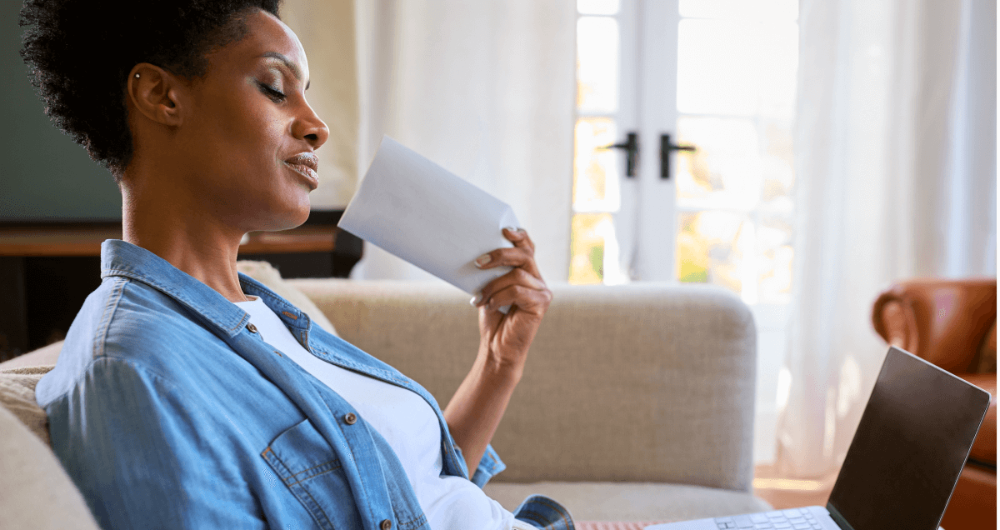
{"left": 714, "top": 508, "right": 824, "bottom": 529}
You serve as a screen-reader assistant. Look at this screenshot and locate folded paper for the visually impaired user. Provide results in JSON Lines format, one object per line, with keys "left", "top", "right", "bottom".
{"left": 339, "top": 136, "right": 518, "bottom": 298}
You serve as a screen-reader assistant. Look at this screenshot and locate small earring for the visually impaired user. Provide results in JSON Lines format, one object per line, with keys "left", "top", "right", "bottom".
{"left": 134, "top": 73, "right": 140, "bottom": 79}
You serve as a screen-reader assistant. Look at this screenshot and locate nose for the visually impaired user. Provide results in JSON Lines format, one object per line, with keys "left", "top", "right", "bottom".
{"left": 292, "top": 100, "right": 330, "bottom": 149}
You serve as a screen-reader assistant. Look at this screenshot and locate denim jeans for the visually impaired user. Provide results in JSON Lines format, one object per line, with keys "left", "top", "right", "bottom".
{"left": 513, "top": 494, "right": 576, "bottom": 530}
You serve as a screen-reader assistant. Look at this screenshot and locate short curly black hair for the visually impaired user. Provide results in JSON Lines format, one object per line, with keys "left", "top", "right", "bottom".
{"left": 19, "top": 0, "right": 283, "bottom": 181}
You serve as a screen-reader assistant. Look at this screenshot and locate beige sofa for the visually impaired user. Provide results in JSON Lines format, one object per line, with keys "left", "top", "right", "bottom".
{"left": 0, "top": 277, "right": 769, "bottom": 529}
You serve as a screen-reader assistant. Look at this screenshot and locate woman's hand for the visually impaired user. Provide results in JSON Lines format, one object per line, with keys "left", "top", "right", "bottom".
{"left": 443, "top": 227, "right": 552, "bottom": 474}
{"left": 471, "top": 227, "right": 553, "bottom": 378}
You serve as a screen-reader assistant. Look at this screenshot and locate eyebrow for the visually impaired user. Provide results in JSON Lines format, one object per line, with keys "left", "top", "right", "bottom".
{"left": 260, "top": 52, "right": 310, "bottom": 90}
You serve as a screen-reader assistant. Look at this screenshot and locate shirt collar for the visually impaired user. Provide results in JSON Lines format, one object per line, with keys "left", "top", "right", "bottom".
{"left": 100, "top": 239, "right": 250, "bottom": 337}
{"left": 238, "top": 275, "right": 311, "bottom": 331}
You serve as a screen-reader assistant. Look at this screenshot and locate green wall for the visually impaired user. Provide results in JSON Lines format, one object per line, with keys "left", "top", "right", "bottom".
{"left": 0, "top": 1, "right": 122, "bottom": 220}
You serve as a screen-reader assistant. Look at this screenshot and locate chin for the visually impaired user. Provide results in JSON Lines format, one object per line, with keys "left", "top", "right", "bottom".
{"left": 289, "top": 204, "right": 311, "bottom": 228}
{"left": 253, "top": 201, "right": 311, "bottom": 232}
{"left": 275, "top": 205, "right": 311, "bottom": 231}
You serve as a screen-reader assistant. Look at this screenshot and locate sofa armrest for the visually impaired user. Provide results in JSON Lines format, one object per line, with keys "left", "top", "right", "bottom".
{"left": 289, "top": 279, "right": 757, "bottom": 492}
{"left": 871, "top": 278, "right": 996, "bottom": 373}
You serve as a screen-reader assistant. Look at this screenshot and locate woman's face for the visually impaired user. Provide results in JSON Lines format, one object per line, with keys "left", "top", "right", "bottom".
{"left": 172, "top": 10, "right": 329, "bottom": 233}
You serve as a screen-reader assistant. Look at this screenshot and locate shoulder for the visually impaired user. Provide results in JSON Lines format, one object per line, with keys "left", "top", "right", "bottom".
{"left": 36, "top": 276, "right": 225, "bottom": 406}
{"left": 40, "top": 354, "right": 259, "bottom": 529}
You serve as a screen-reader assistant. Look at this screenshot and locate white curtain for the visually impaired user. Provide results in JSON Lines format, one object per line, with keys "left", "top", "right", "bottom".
{"left": 350, "top": 0, "right": 576, "bottom": 283}
{"left": 775, "top": 0, "right": 997, "bottom": 478}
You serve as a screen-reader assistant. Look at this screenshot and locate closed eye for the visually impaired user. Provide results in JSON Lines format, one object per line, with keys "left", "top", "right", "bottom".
{"left": 257, "top": 82, "right": 286, "bottom": 103}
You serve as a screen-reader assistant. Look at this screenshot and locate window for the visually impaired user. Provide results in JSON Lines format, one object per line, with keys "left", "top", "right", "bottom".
{"left": 568, "top": 0, "right": 799, "bottom": 306}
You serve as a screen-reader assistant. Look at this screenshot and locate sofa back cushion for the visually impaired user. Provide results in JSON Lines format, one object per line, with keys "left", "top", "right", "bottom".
{"left": 290, "top": 279, "right": 758, "bottom": 491}
{"left": 0, "top": 365, "right": 53, "bottom": 445}
{"left": 0, "top": 380, "right": 99, "bottom": 529}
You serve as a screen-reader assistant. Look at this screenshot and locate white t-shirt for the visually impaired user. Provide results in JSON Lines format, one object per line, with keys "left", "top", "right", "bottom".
{"left": 236, "top": 298, "right": 514, "bottom": 530}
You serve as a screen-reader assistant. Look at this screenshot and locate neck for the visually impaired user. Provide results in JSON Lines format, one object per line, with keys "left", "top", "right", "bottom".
{"left": 121, "top": 175, "right": 249, "bottom": 303}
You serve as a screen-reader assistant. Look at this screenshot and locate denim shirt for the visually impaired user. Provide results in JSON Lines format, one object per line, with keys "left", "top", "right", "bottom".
{"left": 36, "top": 240, "right": 516, "bottom": 530}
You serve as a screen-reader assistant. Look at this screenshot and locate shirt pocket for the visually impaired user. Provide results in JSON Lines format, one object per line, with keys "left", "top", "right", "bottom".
{"left": 262, "top": 419, "right": 362, "bottom": 530}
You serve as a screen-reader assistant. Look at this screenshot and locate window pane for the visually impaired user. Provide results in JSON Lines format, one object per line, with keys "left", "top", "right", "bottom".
{"left": 573, "top": 117, "right": 621, "bottom": 211}
{"left": 677, "top": 211, "right": 757, "bottom": 299}
{"left": 677, "top": 19, "right": 755, "bottom": 115}
{"left": 672, "top": 1, "right": 799, "bottom": 306}
{"left": 578, "top": 0, "right": 620, "bottom": 15}
{"left": 677, "top": 211, "right": 752, "bottom": 295}
{"left": 569, "top": 213, "right": 614, "bottom": 284}
{"left": 577, "top": 17, "right": 619, "bottom": 113}
{"left": 676, "top": 19, "right": 797, "bottom": 117}
{"left": 675, "top": 116, "right": 761, "bottom": 211}
{"left": 679, "top": 0, "right": 798, "bottom": 21}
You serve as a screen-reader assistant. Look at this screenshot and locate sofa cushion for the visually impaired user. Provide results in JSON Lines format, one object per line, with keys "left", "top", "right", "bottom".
{"left": 0, "top": 365, "right": 54, "bottom": 445}
{"left": 483, "top": 481, "right": 770, "bottom": 523}
{"left": 294, "top": 280, "right": 758, "bottom": 491}
{"left": 0, "top": 340, "right": 62, "bottom": 370}
{"left": 0, "top": 400, "right": 100, "bottom": 529}
{"left": 237, "top": 260, "right": 338, "bottom": 335}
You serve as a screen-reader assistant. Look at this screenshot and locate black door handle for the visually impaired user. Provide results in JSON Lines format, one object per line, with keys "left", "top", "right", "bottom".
{"left": 600, "top": 132, "right": 639, "bottom": 178}
{"left": 660, "top": 134, "right": 695, "bottom": 180}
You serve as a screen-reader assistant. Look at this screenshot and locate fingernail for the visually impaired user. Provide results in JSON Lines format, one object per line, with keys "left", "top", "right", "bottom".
{"left": 503, "top": 226, "right": 517, "bottom": 233}
{"left": 475, "top": 254, "right": 492, "bottom": 267}
{"left": 470, "top": 294, "right": 482, "bottom": 306}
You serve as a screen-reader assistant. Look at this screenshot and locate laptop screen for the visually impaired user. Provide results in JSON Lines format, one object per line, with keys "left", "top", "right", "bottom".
{"left": 826, "top": 347, "right": 991, "bottom": 530}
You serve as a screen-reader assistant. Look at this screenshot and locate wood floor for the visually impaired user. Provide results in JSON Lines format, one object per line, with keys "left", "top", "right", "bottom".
{"left": 752, "top": 463, "right": 837, "bottom": 510}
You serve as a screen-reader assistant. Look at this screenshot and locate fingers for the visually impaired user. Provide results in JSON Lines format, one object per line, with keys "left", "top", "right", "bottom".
{"left": 475, "top": 228, "right": 541, "bottom": 278}
{"left": 503, "top": 227, "right": 535, "bottom": 254}
{"left": 479, "top": 282, "right": 553, "bottom": 314}
{"left": 471, "top": 228, "right": 549, "bottom": 314}
{"left": 474, "top": 267, "right": 546, "bottom": 307}
{"left": 474, "top": 246, "right": 535, "bottom": 274}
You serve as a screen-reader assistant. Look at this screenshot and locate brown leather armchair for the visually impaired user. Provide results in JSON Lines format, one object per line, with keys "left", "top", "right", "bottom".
{"left": 872, "top": 279, "right": 997, "bottom": 530}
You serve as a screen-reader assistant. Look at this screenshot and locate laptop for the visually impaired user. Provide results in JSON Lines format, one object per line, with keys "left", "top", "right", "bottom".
{"left": 646, "top": 346, "right": 992, "bottom": 530}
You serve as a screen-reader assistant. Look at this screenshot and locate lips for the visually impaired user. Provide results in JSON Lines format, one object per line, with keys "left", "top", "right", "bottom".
{"left": 284, "top": 152, "right": 320, "bottom": 189}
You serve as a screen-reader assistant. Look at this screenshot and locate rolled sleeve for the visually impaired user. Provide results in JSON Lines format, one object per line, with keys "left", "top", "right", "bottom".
{"left": 461, "top": 443, "right": 506, "bottom": 487}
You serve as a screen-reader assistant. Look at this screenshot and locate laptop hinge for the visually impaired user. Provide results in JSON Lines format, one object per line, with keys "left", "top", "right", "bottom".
{"left": 826, "top": 503, "right": 855, "bottom": 530}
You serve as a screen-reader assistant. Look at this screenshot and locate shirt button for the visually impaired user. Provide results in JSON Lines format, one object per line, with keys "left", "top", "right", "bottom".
{"left": 380, "top": 520, "right": 392, "bottom": 530}
{"left": 247, "top": 323, "right": 258, "bottom": 333}
{"left": 344, "top": 412, "right": 357, "bottom": 425}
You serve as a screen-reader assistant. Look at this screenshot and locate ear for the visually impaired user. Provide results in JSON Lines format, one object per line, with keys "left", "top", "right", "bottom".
{"left": 126, "top": 63, "right": 186, "bottom": 127}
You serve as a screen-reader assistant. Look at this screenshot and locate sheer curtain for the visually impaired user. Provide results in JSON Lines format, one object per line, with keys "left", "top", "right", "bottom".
{"left": 350, "top": 0, "right": 577, "bottom": 282}
{"left": 775, "top": 0, "right": 997, "bottom": 478}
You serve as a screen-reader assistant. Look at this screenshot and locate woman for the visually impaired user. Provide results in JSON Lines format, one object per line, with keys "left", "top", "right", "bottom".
{"left": 20, "top": 1, "right": 572, "bottom": 529}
